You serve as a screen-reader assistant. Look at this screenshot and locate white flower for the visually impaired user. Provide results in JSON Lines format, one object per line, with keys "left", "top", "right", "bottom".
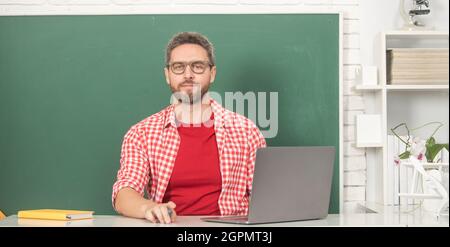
{"left": 409, "top": 137, "right": 426, "bottom": 160}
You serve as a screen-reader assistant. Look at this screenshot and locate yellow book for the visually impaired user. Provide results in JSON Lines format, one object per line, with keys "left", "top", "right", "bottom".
{"left": 18, "top": 218, "right": 94, "bottom": 227}
{"left": 18, "top": 209, "right": 94, "bottom": 221}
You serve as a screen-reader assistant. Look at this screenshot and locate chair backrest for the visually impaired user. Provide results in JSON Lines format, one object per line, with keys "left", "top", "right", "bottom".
{"left": 409, "top": 157, "right": 449, "bottom": 217}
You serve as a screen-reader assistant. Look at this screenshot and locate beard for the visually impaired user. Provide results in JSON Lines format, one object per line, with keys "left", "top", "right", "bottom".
{"left": 170, "top": 80, "right": 210, "bottom": 104}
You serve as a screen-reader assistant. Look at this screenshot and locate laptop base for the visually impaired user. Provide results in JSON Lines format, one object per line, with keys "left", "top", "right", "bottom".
{"left": 200, "top": 216, "right": 252, "bottom": 225}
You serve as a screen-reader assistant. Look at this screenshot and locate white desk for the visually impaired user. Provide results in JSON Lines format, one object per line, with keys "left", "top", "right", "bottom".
{"left": 0, "top": 204, "right": 448, "bottom": 227}
{"left": 0, "top": 213, "right": 447, "bottom": 227}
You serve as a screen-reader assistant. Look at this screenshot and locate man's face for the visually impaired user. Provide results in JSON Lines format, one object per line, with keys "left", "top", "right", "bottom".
{"left": 164, "top": 44, "right": 216, "bottom": 104}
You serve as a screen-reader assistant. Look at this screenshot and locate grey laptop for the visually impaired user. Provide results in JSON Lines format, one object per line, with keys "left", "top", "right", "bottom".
{"left": 201, "top": 146, "right": 335, "bottom": 225}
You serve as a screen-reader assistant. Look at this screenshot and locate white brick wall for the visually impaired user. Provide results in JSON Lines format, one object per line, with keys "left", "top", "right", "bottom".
{"left": 344, "top": 171, "right": 366, "bottom": 185}
{"left": 344, "top": 19, "right": 359, "bottom": 34}
{"left": 173, "top": 0, "right": 239, "bottom": 4}
{"left": 49, "top": 0, "right": 110, "bottom": 5}
{"left": 344, "top": 110, "right": 363, "bottom": 125}
{"left": 344, "top": 125, "right": 355, "bottom": 142}
{"left": 0, "top": 0, "right": 367, "bottom": 212}
{"left": 343, "top": 80, "right": 361, "bottom": 96}
{"left": 0, "top": 0, "right": 45, "bottom": 4}
{"left": 345, "top": 141, "right": 365, "bottom": 156}
{"left": 344, "top": 34, "right": 359, "bottom": 49}
{"left": 344, "top": 155, "right": 366, "bottom": 171}
{"left": 344, "top": 96, "right": 364, "bottom": 111}
{"left": 344, "top": 186, "right": 365, "bottom": 201}
{"left": 240, "top": 0, "right": 300, "bottom": 4}
{"left": 343, "top": 65, "right": 358, "bottom": 80}
{"left": 113, "top": 0, "right": 170, "bottom": 5}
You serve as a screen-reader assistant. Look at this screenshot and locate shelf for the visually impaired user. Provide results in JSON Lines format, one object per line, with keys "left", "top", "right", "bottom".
{"left": 354, "top": 85, "right": 383, "bottom": 91}
{"left": 356, "top": 143, "right": 383, "bottom": 148}
{"left": 386, "top": 85, "right": 449, "bottom": 91}
{"left": 385, "top": 31, "right": 449, "bottom": 39}
{"left": 355, "top": 85, "right": 449, "bottom": 91}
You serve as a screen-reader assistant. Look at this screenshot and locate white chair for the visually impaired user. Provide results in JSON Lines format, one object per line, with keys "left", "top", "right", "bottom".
{"left": 398, "top": 156, "right": 449, "bottom": 218}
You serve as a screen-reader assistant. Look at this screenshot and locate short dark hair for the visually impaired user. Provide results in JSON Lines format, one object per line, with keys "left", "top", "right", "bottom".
{"left": 165, "top": 32, "right": 215, "bottom": 66}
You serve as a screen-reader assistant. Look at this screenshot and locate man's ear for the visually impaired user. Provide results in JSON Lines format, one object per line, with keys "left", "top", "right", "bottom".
{"left": 210, "top": 66, "right": 217, "bottom": 83}
{"left": 164, "top": 67, "right": 170, "bottom": 85}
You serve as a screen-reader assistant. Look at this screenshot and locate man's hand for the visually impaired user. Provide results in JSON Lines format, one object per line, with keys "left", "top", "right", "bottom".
{"left": 144, "top": 201, "right": 177, "bottom": 224}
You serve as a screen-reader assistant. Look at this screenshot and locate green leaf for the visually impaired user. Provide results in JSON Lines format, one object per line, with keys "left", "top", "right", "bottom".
{"left": 399, "top": 151, "right": 411, "bottom": 159}
{"left": 426, "top": 144, "right": 447, "bottom": 162}
{"left": 426, "top": 137, "right": 436, "bottom": 147}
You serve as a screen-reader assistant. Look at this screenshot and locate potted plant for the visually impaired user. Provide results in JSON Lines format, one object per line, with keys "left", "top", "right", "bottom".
{"left": 391, "top": 122, "right": 449, "bottom": 214}
{"left": 391, "top": 122, "right": 448, "bottom": 164}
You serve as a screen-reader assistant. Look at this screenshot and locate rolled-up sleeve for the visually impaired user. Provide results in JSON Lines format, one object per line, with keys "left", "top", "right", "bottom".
{"left": 246, "top": 123, "right": 267, "bottom": 194}
{"left": 112, "top": 126, "right": 150, "bottom": 209}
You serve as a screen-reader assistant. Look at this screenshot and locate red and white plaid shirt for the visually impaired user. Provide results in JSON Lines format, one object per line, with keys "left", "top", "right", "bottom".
{"left": 112, "top": 99, "right": 266, "bottom": 215}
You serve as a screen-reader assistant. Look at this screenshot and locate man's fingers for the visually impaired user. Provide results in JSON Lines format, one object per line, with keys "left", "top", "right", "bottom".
{"left": 167, "top": 201, "right": 177, "bottom": 209}
{"left": 160, "top": 207, "right": 172, "bottom": 224}
{"left": 144, "top": 209, "right": 156, "bottom": 223}
{"left": 165, "top": 201, "right": 177, "bottom": 222}
{"left": 162, "top": 201, "right": 177, "bottom": 222}
{"left": 145, "top": 203, "right": 176, "bottom": 224}
{"left": 170, "top": 209, "right": 177, "bottom": 222}
{"left": 152, "top": 207, "right": 165, "bottom": 224}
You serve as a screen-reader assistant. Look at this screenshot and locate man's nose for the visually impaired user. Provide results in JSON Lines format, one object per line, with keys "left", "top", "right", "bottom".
{"left": 183, "top": 66, "right": 195, "bottom": 79}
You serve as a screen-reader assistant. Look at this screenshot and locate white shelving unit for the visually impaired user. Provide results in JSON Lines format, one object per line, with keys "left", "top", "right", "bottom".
{"left": 386, "top": 85, "right": 449, "bottom": 91}
{"left": 355, "top": 84, "right": 449, "bottom": 91}
{"left": 355, "top": 31, "right": 449, "bottom": 206}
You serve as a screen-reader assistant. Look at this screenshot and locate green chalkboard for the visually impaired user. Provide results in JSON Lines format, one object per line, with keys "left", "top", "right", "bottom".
{"left": 0, "top": 14, "right": 340, "bottom": 215}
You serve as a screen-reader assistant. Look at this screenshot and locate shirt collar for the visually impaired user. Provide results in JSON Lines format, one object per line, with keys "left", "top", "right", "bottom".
{"left": 163, "top": 94, "right": 226, "bottom": 129}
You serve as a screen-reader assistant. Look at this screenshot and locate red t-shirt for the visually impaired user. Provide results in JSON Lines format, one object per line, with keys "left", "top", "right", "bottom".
{"left": 162, "top": 114, "right": 222, "bottom": 215}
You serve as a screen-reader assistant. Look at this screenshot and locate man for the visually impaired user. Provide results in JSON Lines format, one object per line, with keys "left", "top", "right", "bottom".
{"left": 112, "top": 32, "right": 266, "bottom": 224}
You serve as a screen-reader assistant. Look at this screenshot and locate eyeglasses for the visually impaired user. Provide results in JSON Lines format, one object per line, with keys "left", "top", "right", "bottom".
{"left": 167, "top": 60, "right": 213, "bottom": 75}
